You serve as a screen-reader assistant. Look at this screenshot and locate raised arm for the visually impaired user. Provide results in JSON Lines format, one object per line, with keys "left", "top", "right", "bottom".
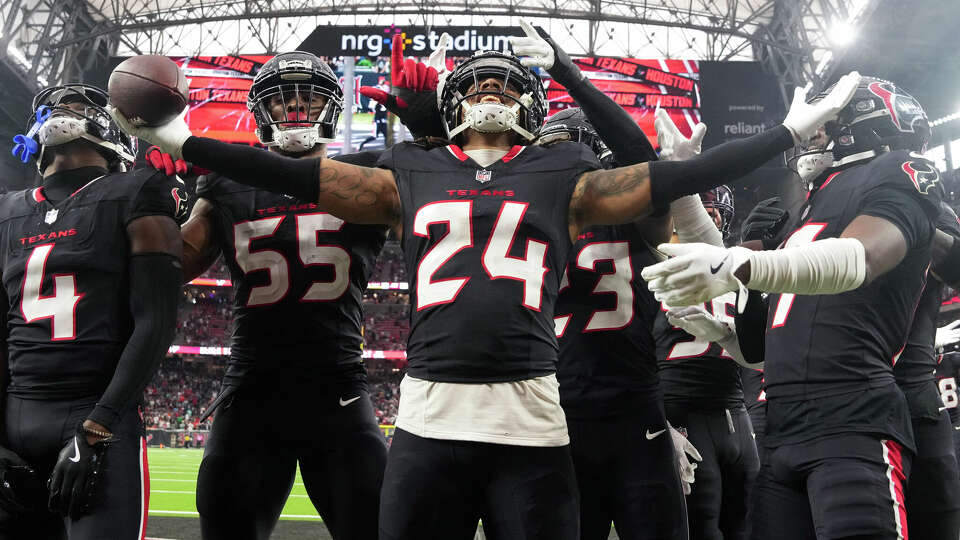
{"left": 108, "top": 109, "right": 401, "bottom": 227}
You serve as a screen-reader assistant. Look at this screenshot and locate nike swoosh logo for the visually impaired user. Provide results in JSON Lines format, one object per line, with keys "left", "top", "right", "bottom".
{"left": 645, "top": 429, "right": 666, "bottom": 440}
{"left": 710, "top": 253, "right": 731, "bottom": 274}
{"left": 339, "top": 396, "right": 361, "bottom": 407}
{"left": 68, "top": 438, "right": 80, "bottom": 463}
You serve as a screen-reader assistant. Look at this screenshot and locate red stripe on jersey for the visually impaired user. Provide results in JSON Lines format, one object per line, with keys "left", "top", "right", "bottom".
{"left": 446, "top": 145, "right": 470, "bottom": 162}
{"left": 882, "top": 439, "right": 908, "bottom": 539}
{"left": 501, "top": 145, "right": 525, "bottom": 163}
{"left": 819, "top": 171, "right": 842, "bottom": 191}
{"left": 32, "top": 188, "right": 46, "bottom": 202}
{"left": 139, "top": 436, "right": 150, "bottom": 540}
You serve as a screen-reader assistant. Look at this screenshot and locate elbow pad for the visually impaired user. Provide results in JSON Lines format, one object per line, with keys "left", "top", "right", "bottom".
{"left": 747, "top": 237, "right": 866, "bottom": 295}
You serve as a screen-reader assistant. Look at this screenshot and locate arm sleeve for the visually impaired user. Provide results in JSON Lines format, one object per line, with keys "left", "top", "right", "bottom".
{"left": 562, "top": 78, "right": 658, "bottom": 166}
{"left": 734, "top": 290, "right": 767, "bottom": 366}
{"left": 647, "top": 126, "right": 794, "bottom": 210}
{"left": 87, "top": 253, "right": 182, "bottom": 430}
{"left": 671, "top": 195, "right": 724, "bottom": 246}
{"left": 182, "top": 137, "right": 321, "bottom": 202}
{"left": 859, "top": 186, "right": 933, "bottom": 250}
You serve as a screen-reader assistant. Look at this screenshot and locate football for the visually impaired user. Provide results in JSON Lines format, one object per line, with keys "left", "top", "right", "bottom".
{"left": 108, "top": 55, "right": 188, "bottom": 126}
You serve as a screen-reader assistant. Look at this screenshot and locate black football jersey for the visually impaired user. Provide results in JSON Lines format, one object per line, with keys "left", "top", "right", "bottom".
{"left": 378, "top": 142, "right": 600, "bottom": 383}
{"left": 896, "top": 206, "right": 960, "bottom": 384}
{"left": 196, "top": 151, "right": 387, "bottom": 384}
{"left": 655, "top": 293, "right": 744, "bottom": 409}
{"left": 554, "top": 225, "right": 662, "bottom": 418}
{"left": 763, "top": 150, "right": 941, "bottom": 447}
{"left": 741, "top": 366, "right": 765, "bottom": 413}
{"left": 936, "top": 352, "right": 960, "bottom": 426}
{"left": 1, "top": 167, "right": 186, "bottom": 399}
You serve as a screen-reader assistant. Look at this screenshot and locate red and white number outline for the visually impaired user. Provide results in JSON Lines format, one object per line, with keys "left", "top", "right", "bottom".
{"left": 20, "top": 243, "right": 84, "bottom": 341}
{"left": 480, "top": 201, "right": 549, "bottom": 312}
{"left": 577, "top": 241, "right": 634, "bottom": 332}
{"left": 296, "top": 212, "right": 352, "bottom": 302}
{"left": 233, "top": 216, "right": 290, "bottom": 307}
{"left": 662, "top": 292, "right": 736, "bottom": 360}
{"left": 413, "top": 200, "right": 474, "bottom": 312}
{"left": 769, "top": 222, "right": 828, "bottom": 328}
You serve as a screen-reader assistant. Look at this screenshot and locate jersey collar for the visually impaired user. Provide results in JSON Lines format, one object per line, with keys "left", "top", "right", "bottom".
{"left": 445, "top": 145, "right": 527, "bottom": 166}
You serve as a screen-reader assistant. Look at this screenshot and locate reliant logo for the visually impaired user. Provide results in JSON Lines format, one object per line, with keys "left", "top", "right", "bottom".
{"left": 724, "top": 121, "right": 765, "bottom": 135}
{"left": 340, "top": 26, "right": 516, "bottom": 57}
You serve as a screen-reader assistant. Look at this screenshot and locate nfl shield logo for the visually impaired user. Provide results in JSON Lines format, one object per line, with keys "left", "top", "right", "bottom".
{"left": 475, "top": 169, "right": 492, "bottom": 184}
{"left": 44, "top": 209, "right": 58, "bottom": 224}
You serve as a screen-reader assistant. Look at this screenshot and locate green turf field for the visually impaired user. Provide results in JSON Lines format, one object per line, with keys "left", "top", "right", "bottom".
{"left": 147, "top": 447, "right": 322, "bottom": 521}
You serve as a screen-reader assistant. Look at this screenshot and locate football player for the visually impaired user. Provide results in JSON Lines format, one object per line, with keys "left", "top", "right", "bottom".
{"left": 891, "top": 201, "right": 960, "bottom": 540}
{"left": 112, "top": 38, "right": 859, "bottom": 537}
{"left": 0, "top": 84, "right": 183, "bottom": 538}
{"left": 935, "top": 351, "right": 960, "bottom": 457}
{"left": 516, "top": 22, "right": 693, "bottom": 538}
{"left": 655, "top": 185, "right": 761, "bottom": 540}
{"left": 643, "top": 77, "right": 943, "bottom": 540}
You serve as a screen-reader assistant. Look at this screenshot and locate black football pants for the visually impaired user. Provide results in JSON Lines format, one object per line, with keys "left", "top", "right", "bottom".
{"left": 0, "top": 396, "right": 148, "bottom": 540}
{"left": 568, "top": 398, "right": 689, "bottom": 540}
{"left": 750, "top": 433, "right": 910, "bottom": 540}
{"left": 664, "top": 404, "right": 760, "bottom": 540}
{"left": 196, "top": 383, "right": 387, "bottom": 540}
{"left": 379, "top": 428, "right": 580, "bottom": 540}
{"left": 902, "top": 407, "right": 960, "bottom": 540}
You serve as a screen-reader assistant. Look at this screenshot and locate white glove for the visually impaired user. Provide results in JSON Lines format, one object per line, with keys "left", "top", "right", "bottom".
{"left": 669, "top": 424, "right": 702, "bottom": 495}
{"left": 109, "top": 106, "right": 192, "bottom": 160}
{"left": 508, "top": 20, "right": 555, "bottom": 69}
{"left": 643, "top": 243, "right": 750, "bottom": 310}
{"left": 666, "top": 305, "right": 734, "bottom": 343}
{"left": 654, "top": 106, "right": 706, "bottom": 161}
{"left": 936, "top": 320, "right": 960, "bottom": 349}
{"left": 781, "top": 71, "right": 860, "bottom": 144}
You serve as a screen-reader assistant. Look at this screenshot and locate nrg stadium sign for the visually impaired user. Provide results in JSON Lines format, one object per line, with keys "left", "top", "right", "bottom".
{"left": 299, "top": 25, "right": 522, "bottom": 58}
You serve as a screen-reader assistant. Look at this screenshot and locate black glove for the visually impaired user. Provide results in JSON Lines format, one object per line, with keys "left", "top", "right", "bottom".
{"left": 0, "top": 446, "right": 45, "bottom": 515}
{"left": 534, "top": 27, "right": 585, "bottom": 87}
{"left": 741, "top": 197, "right": 791, "bottom": 250}
{"left": 47, "top": 423, "right": 115, "bottom": 519}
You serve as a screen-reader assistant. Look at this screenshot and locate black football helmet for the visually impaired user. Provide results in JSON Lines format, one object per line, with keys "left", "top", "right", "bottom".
{"left": 247, "top": 51, "right": 344, "bottom": 153}
{"left": 789, "top": 76, "right": 930, "bottom": 179}
{"left": 438, "top": 51, "right": 547, "bottom": 143}
{"left": 538, "top": 107, "right": 615, "bottom": 168}
{"left": 700, "top": 185, "right": 735, "bottom": 238}
{"left": 14, "top": 84, "right": 136, "bottom": 173}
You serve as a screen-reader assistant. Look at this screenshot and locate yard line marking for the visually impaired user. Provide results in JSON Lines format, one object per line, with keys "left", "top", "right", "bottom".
{"left": 151, "top": 489, "right": 310, "bottom": 498}
{"left": 149, "top": 510, "right": 323, "bottom": 520}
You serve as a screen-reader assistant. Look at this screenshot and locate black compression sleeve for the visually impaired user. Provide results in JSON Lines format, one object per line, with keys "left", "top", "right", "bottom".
{"left": 88, "top": 253, "right": 182, "bottom": 430}
{"left": 563, "top": 78, "right": 658, "bottom": 166}
{"left": 182, "top": 137, "right": 320, "bottom": 201}
{"left": 734, "top": 290, "right": 767, "bottom": 366}
{"left": 647, "top": 125, "right": 795, "bottom": 210}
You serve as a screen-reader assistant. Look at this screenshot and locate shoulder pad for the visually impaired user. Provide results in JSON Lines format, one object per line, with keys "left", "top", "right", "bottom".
{"left": 870, "top": 150, "right": 943, "bottom": 197}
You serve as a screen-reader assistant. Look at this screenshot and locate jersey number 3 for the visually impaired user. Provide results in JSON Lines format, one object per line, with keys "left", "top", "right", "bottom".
{"left": 234, "top": 213, "right": 350, "bottom": 307}
{"left": 21, "top": 244, "right": 83, "bottom": 341}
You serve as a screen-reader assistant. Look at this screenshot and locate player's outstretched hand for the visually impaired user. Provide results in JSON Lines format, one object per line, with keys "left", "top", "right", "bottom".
{"left": 48, "top": 423, "right": 116, "bottom": 519}
{"left": 0, "top": 446, "right": 45, "bottom": 516}
{"left": 782, "top": 71, "right": 860, "bottom": 144}
{"left": 936, "top": 320, "right": 960, "bottom": 350}
{"left": 509, "top": 20, "right": 583, "bottom": 86}
{"left": 109, "top": 106, "right": 192, "bottom": 160}
{"left": 668, "top": 424, "right": 702, "bottom": 495}
{"left": 643, "top": 243, "right": 750, "bottom": 310}
{"left": 741, "top": 197, "right": 791, "bottom": 250}
{"left": 654, "top": 106, "right": 706, "bottom": 161}
{"left": 358, "top": 33, "right": 450, "bottom": 139}
{"left": 145, "top": 146, "right": 189, "bottom": 176}
{"left": 666, "top": 305, "right": 734, "bottom": 343}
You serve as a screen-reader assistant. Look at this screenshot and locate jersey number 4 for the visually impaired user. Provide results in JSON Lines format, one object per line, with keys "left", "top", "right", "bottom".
{"left": 234, "top": 213, "right": 350, "bottom": 307}
{"left": 770, "top": 222, "right": 827, "bottom": 328}
{"left": 21, "top": 244, "right": 83, "bottom": 341}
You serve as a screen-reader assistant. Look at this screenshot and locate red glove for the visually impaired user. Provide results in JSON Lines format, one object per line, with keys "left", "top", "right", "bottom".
{"left": 358, "top": 33, "right": 448, "bottom": 139}
{"left": 145, "top": 146, "right": 189, "bottom": 176}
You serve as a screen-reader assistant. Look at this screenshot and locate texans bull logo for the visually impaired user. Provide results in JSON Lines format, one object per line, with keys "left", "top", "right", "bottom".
{"left": 171, "top": 187, "right": 189, "bottom": 219}
{"left": 901, "top": 160, "right": 940, "bottom": 195}
{"left": 868, "top": 81, "right": 926, "bottom": 133}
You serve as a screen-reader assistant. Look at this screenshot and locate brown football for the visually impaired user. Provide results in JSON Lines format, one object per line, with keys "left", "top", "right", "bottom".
{"left": 108, "top": 55, "right": 188, "bottom": 126}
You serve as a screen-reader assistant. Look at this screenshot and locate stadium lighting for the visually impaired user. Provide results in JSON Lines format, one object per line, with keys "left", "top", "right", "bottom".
{"left": 829, "top": 22, "right": 856, "bottom": 46}
{"left": 931, "top": 110, "right": 960, "bottom": 127}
